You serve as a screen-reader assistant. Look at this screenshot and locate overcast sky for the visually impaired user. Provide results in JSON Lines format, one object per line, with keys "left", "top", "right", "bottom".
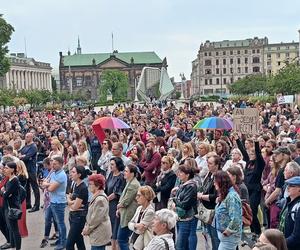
{"left": 2, "top": 0, "right": 300, "bottom": 81}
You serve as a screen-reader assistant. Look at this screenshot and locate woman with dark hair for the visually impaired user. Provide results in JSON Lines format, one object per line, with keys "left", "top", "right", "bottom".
{"left": 97, "top": 140, "right": 112, "bottom": 176}
{"left": 63, "top": 139, "right": 73, "bottom": 165}
{"left": 82, "top": 174, "right": 112, "bottom": 250}
{"left": 258, "top": 229, "right": 288, "bottom": 250}
{"left": 198, "top": 155, "right": 221, "bottom": 250}
{"left": 106, "top": 157, "right": 126, "bottom": 250}
{"left": 0, "top": 162, "right": 22, "bottom": 250}
{"left": 64, "top": 145, "right": 78, "bottom": 173}
{"left": 215, "top": 140, "right": 230, "bottom": 168}
{"left": 66, "top": 165, "right": 89, "bottom": 250}
{"left": 117, "top": 164, "right": 140, "bottom": 250}
{"left": 213, "top": 170, "right": 242, "bottom": 250}
{"left": 234, "top": 133, "right": 265, "bottom": 237}
{"left": 227, "top": 165, "right": 249, "bottom": 202}
{"left": 173, "top": 163, "right": 198, "bottom": 250}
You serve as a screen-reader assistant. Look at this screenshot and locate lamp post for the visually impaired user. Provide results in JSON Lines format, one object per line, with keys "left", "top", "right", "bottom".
{"left": 179, "top": 73, "right": 186, "bottom": 99}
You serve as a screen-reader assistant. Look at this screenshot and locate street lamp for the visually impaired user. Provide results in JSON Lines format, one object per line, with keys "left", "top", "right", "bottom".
{"left": 179, "top": 73, "right": 186, "bottom": 99}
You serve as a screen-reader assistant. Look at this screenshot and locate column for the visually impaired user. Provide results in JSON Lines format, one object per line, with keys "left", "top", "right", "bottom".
{"left": 9, "top": 70, "right": 13, "bottom": 89}
{"left": 20, "top": 70, "right": 24, "bottom": 89}
{"left": 28, "top": 71, "right": 32, "bottom": 89}
{"left": 17, "top": 70, "right": 21, "bottom": 90}
{"left": 42, "top": 73, "right": 45, "bottom": 89}
{"left": 34, "top": 72, "right": 37, "bottom": 89}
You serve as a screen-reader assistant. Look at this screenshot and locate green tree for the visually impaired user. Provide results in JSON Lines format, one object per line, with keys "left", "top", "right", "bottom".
{"left": 268, "top": 62, "right": 300, "bottom": 95}
{"left": 99, "top": 70, "right": 128, "bottom": 102}
{"left": 228, "top": 74, "right": 269, "bottom": 95}
{"left": 0, "top": 15, "right": 14, "bottom": 76}
{"left": 0, "top": 89, "right": 13, "bottom": 109}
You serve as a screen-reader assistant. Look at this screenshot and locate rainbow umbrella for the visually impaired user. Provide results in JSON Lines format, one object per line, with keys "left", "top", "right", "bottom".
{"left": 193, "top": 117, "right": 233, "bottom": 130}
{"left": 92, "top": 117, "right": 130, "bottom": 142}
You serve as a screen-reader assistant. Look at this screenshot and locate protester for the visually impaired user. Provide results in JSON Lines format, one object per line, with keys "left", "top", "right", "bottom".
{"left": 258, "top": 229, "right": 288, "bottom": 250}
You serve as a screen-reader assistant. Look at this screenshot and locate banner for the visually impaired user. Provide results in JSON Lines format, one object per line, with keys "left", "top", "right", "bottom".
{"left": 233, "top": 108, "right": 260, "bottom": 135}
{"left": 277, "top": 95, "right": 294, "bottom": 105}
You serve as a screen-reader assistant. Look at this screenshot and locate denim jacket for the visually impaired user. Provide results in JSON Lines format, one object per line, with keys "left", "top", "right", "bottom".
{"left": 214, "top": 187, "right": 242, "bottom": 236}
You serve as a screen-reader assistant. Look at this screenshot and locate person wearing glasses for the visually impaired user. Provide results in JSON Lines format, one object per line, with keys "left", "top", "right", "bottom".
{"left": 128, "top": 186, "right": 155, "bottom": 250}
{"left": 97, "top": 140, "right": 112, "bottom": 176}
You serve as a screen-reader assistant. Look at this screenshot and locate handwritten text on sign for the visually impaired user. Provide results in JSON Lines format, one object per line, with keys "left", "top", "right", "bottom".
{"left": 233, "top": 108, "right": 259, "bottom": 135}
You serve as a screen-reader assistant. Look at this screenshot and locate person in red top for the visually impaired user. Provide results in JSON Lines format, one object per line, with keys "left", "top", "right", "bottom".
{"left": 140, "top": 141, "right": 162, "bottom": 186}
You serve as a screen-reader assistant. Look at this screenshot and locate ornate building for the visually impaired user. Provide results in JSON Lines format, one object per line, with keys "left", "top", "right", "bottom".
{"left": 59, "top": 40, "right": 165, "bottom": 100}
{"left": 191, "top": 37, "right": 268, "bottom": 96}
{"left": 0, "top": 53, "right": 52, "bottom": 91}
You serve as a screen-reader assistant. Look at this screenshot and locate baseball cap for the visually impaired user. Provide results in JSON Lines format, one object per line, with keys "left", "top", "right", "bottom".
{"left": 286, "top": 176, "right": 300, "bottom": 186}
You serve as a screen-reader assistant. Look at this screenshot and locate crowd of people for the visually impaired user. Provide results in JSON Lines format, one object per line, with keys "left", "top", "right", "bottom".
{"left": 0, "top": 100, "right": 299, "bottom": 250}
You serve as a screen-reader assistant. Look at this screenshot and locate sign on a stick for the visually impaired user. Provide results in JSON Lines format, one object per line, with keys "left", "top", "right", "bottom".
{"left": 233, "top": 108, "right": 260, "bottom": 135}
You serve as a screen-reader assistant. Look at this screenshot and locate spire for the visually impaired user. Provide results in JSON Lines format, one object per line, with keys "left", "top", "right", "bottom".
{"left": 77, "top": 36, "right": 82, "bottom": 55}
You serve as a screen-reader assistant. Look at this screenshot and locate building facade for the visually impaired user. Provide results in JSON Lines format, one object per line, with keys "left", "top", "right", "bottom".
{"left": 264, "top": 42, "right": 299, "bottom": 75}
{"left": 59, "top": 41, "right": 165, "bottom": 100}
{"left": 0, "top": 53, "right": 52, "bottom": 91}
{"left": 191, "top": 37, "right": 268, "bottom": 96}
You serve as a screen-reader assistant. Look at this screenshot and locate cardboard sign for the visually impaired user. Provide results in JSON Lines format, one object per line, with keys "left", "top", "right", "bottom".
{"left": 233, "top": 108, "right": 260, "bottom": 135}
{"left": 277, "top": 95, "right": 294, "bottom": 105}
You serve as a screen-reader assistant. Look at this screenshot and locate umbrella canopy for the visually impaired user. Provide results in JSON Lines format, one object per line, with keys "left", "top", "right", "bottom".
{"left": 92, "top": 117, "right": 130, "bottom": 142}
{"left": 193, "top": 117, "right": 233, "bottom": 130}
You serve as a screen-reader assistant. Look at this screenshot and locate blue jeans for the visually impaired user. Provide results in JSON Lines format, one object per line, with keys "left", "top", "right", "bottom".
{"left": 206, "top": 224, "right": 220, "bottom": 250}
{"left": 217, "top": 231, "right": 240, "bottom": 250}
{"left": 44, "top": 206, "right": 58, "bottom": 237}
{"left": 117, "top": 226, "right": 132, "bottom": 250}
{"left": 91, "top": 246, "right": 105, "bottom": 250}
{"left": 50, "top": 203, "right": 66, "bottom": 248}
{"left": 176, "top": 217, "right": 198, "bottom": 250}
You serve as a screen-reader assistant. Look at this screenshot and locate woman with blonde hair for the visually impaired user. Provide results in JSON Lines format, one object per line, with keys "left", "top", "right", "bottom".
{"left": 16, "top": 160, "right": 28, "bottom": 238}
{"left": 179, "top": 143, "right": 194, "bottom": 165}
{"left": 48, "top": 139, "right": 63, "bottom": 158}
{"left": 78, "top": 140, "right": 90, "bottom": 166}
{"left": 128, "top": 186, "right": 156, "bottom": 250}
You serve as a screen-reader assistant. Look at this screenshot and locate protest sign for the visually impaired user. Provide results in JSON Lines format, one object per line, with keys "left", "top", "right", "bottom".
{"left": 277, "top": 95, "right": 294, "bottom": 105}
{"left": 233, "top": 108, "right": 260, "bottom": 135}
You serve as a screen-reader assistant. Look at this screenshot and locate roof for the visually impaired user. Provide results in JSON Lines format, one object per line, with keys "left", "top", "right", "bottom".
{"left": 62, "top": 51, "right": 162, "bottom": 66}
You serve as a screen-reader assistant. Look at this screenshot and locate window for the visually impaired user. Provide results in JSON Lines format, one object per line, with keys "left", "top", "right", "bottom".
{"left": 230, "top": 50, "right": 233, "bottom": 55}
{"left": 237, "top": 67, "right": 241, "bottom": 73}
{"left": 216, "top": 51, "right": 219, "bottom": 56}
{"left": 278, "top": 62, "right": 281, "bottom": 66}
{"left": 205, "top": 69, "right": 212, "bottom": 74}
{"left": 230, "top": 58, "right": 234, "bottom": 64}
{"left": 223, "top": 51, "right": 226, "bottom": 55}
{"left": 230, "top": 68, "right": 233, "bottom": 73}
{"left": 257, "top": 49, "right": 260, "bottom": 53}
{"left": 216, "top": 78, "right": 220, "bottom": 84}
{"left": 76, "top": 77, "right": 82, "bottom": 86}
{"left": 252, "top": 49, "right": 255, "bottom": 54}
{"left": 205, "top": 79, "right": 208, "bottom": 85}
{"left": 85, "top": 75, "right": 92, "bottom": 85}
{"left": 216, "top": 68, "right": 220, "bottom": 74}
{"left": 286, "top": 53, "right": 290, "bottom": 57}
{"left": 204, "top": 52, "right": 207, "bottom": 56}
{"left": 223, "top": 68, "right": 226, "bottom": 74}
{"left": 267, "top": 53, "right": 271, "bottom": 58}
{"left": 205, "top": 59, "right": 212, "bottom": 66}
{"left": 245, "top": 67, "right": 248, "bottom": 73}
{"left": 216, "top": 59, "right": 219, "bottom": 65}
{"left": 237, "top": 50, "right": 240, "bottom": 54}
{"left": 223, "top": 59, "right": 226, "bottom": 65}
{"left": 245, "top": 58, "right": 248, "bottom": 64}
{"left": 223, "top": 78, "right": 227, "bottom": 84}
{"left": 253, "top": 57, "right": 260, "bottom": 63}
{"left": 253, "top": 67, "right": 260, "bottom": 72}
{"left": 230, "top": 77, "right": 234, "bottom": 83}
{"left": 208, "top": 52, "right": 211, "bottom": 56}
{"left": 209, "top": 79, "right": 213, "bottom": 85}
{"left": 237, "top": 58, "right": 241, "bottom": 64}
{"left": 244, "top": 50, "right": 248, "bottom": 54}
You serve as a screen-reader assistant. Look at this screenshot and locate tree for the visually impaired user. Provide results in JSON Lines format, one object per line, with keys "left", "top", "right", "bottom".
{"left": 228, "top": 74, "right": 269, "bottom": 95}
{"left": 0, "top": 89, "right": 13, "bottom": 110}
{"left": 268, "top": 62, "right": 300, "bottom": 95}
{"left": 99, "top": 70, "right": 129, "bottom": 101}
{"left": 0, "top": 15, "right": 14, "bottom": 76}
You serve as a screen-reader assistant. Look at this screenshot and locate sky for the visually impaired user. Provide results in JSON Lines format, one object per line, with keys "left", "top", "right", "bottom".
{"left": 2, "top": 0, "right": 300, "bottom": 81}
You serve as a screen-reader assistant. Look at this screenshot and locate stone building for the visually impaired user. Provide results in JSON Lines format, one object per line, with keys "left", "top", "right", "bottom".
{"left": 0, "top": 53, "right": 52, "bottom": 91}
{"left": 59, "top": 40, "right": 165, "bottom": 100}
{"left": 264, "top": 42, "right": 299, "bottom": 75}
{"left": 191, "top": 37, "right": 268, "bottom": 96}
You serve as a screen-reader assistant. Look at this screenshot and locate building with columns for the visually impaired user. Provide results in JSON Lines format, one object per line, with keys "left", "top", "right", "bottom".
{"left": 59, "top": 39, "right": 165, "bottom": 100}
{"left": 0, "top": 53, "right": 52, "bottom": 91}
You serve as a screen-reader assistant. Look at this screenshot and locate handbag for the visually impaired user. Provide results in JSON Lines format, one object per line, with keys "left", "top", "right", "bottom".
{"left": 8, "top": 205, "right": 22, "bottom": 220}
{"left": 242, "top": 200, "right": 252, "bottom": 227}
{"left": 196, "top": 202, "right": 214, "bottom": 224}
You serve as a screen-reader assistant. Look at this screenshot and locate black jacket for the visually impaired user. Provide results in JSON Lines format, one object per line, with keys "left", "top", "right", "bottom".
{"left": 281, "top": 196, "right": 300, "bottom": 250}
{"left": 201, "top": 172, "right": 218, "bottom": 209}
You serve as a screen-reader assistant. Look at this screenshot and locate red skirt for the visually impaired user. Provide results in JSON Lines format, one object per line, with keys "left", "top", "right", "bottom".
{"left": 18, "top": 200, "right": 28, "bottom": 238}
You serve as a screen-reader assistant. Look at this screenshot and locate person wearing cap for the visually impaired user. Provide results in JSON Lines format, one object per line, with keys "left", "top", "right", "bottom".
{"left": 265, "top": 147, "right": 291, "bottom": 207}
{"left": 278, "top": 176, "right": 300, "bottom": 250}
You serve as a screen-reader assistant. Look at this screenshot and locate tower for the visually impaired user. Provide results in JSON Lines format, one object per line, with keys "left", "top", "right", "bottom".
{"left": 77, "top": 36, "right": 82, "bottom": 55}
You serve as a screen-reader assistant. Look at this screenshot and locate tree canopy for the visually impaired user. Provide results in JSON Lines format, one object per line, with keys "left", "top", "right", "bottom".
{"left": 99, "top": 70, "right": 129, "bottom": 101}
{"left": 0, "top": 14, "right": 14, "bottom": 76}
